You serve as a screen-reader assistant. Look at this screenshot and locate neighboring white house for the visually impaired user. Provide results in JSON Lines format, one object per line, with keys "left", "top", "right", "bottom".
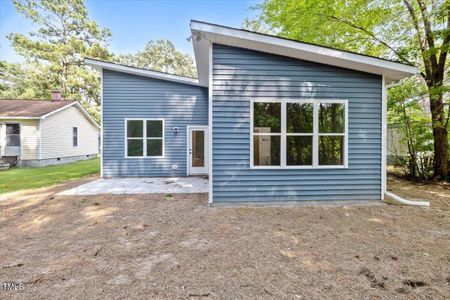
{"left": 0, "top": 95, "right": 99, "bottom": 167}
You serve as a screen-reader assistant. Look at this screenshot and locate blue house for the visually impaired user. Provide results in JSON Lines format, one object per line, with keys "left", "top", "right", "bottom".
{"left": 85, "top": 20, "right": 417, "bottom": 205}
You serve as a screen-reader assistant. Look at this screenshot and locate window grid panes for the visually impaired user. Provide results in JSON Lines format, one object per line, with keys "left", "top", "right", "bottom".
{"left": 252, "top": 100, "right": 346, "bottom": 168}
{"left": 126, "top": 119, "right": 164, "bottom": 157}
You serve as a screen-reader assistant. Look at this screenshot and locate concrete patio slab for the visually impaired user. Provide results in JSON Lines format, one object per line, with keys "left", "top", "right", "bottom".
{"left": 57, "top": 177, "right": 208, "bottom": 195}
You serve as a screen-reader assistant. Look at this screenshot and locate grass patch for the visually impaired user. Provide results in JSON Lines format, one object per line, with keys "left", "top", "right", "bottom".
{"left": 0, "top": 158, "right": 100, "bottom": 194}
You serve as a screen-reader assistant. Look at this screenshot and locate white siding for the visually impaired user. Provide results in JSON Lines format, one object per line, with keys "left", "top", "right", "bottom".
{"left": 0, "top": 119, "right": 39, "bottom": 160}
{"left": 41, "top": 105, "right": 99, "bottom": 159}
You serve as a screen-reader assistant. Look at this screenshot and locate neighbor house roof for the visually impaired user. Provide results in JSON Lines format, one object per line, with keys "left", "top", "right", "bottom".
{"left": 84, "top": 58, "right": 204, "bottom": 87}
{"left": 0, "top": 99, "right": 100, "bottom": 129}
{"left": 190, "top": 20, "right": 418, "bottom": 85}
{"left": 0, "top": 100, "right": 76, "bottom": 118}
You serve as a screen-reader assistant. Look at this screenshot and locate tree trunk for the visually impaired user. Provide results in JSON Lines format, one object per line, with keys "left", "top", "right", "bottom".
{"left": 432, "top": 124, "right": 448, "bottom": 177}
{"left": 428, "top": 84, "right": 449, "bottom": 178}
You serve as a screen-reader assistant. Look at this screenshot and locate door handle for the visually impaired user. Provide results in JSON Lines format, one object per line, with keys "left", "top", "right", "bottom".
{"left": 189, "top": 149, "right": 192, "bottom": 154}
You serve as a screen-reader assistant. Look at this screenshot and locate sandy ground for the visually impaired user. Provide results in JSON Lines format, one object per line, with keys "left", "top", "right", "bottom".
{"left": 0, "top": 176, "right": 449, "bottom": 299}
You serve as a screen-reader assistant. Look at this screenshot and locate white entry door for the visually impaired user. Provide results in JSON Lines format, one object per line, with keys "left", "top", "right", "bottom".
{"left": 188, "top": 126, "right": 208, "bottom": 175}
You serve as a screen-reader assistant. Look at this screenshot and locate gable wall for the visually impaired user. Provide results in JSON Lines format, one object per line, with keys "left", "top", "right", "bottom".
{"left": 211, "top": 44, "right": 382, "bottom": 202}
{"left": 102, "top": 70, "right": 208, "bottom": 177}
{"left": 40, "top": 105, "right": 99, "bottom": 159}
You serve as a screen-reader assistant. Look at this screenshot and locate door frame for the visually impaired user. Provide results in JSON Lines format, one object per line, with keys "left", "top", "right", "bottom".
{"left": 187, "top": 126, "right": 209, "bottom": 175}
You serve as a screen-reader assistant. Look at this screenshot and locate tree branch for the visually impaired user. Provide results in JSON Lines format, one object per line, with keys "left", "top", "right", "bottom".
{"left": 438, "top": 8, "right": 450, "bottom": 75}
{"left": 328, "top": 15, "right": 414, "bottom": 65}
{"left": 403, "top": 0, "right": 432, "bottom": 79}
{"left": 416, "top": 0, "right": 439, "bottom": 71}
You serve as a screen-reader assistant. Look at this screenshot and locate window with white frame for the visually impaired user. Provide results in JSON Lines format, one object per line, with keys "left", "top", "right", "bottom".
{"left": 126, "top": 119, "right": 164, "bottom": 157}
{"left": 252, "top": 100, "right": 347, "bottom": 168}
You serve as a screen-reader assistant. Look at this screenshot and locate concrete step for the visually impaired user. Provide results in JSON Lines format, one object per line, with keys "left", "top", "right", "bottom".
{"left": 0, "top": 164, "right": 10, "bottom": 171}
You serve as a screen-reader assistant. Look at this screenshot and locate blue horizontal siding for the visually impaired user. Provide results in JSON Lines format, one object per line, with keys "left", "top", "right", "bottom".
{"left": 102, "top": 70, "right": 208, "bottom": 177}
{"left": 212, "top": 44, "right": 382, "bottom": 202}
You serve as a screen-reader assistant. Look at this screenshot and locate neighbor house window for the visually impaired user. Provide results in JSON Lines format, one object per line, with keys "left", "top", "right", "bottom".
{"left": 252, "top": 100, "right": 347, "bottom": 168}
{"left": 125, "top": 119, "right": 164, "bottom": 157}
{"left": 72, "top": 127, "right": 78, "bottom": 147}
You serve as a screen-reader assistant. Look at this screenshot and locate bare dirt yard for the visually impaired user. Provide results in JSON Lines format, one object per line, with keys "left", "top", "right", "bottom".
{"left": 0, "top": 176, "right": 449, "bottom": 299}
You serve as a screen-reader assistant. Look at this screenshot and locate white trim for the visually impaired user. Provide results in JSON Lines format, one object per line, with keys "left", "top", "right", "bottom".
{"left": 250, "top": 99, "right": 348, "bottom": 169}
{"left": 40, "top": 102, "right": 77, "bottom": 119}
{"left": 73, "top": 102, "right": 101, "bottom": 130}
{"left": 84, "top": 58, "right": 206, "bottom": 87}
{"left": 100, "top": 68, "right": 104, "bottom": 177}
{"left": 72, "top": 126, "right": 79, "bottom": 147}
{"left": 381, "top": 76, "right": 387, "bottom": 200}
{"left": 190, "top": 20, "right": 418, "bottom": 86}
{"left": 0, "top": 102, "right": 99, "bottom": 130}
{"left": 207, "top": 42, "right": 213, "bottom": 204}
{"left": 40, "top": 101, "right": 100, "bottom": 130}
{"left": 0, "top": 116, "right": 40, "bottom": 120}
{"left": 187, "top": 126, "right": 209, "bottom": 175}
{"left": 37, "top": 119, "right": 42, "bottom": 160}
{"left": 124, "top": 118, "right": 165, "bottom": 158}
{"left": 0, "top": 122, "right": 3, "bottom": 156}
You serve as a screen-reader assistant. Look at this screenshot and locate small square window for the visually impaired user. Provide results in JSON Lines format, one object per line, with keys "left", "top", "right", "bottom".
{"left": 126, "top": 119, "right": 164, "bottom": 157}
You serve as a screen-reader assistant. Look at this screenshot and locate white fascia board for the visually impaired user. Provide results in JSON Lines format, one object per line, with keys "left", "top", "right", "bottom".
{"left": 40, "top": 101, "right": 100, "bottom": 130}
{"left": 84, "top": 58, "right": 206, "bottom": 87}
{"left": 40, "top": 101, "right": 77, "bottom": 119}
{"left": 0, "top": 116, "right": 40, "bottom": 120}
{"left": 191, "top": 21, "right": 418, "bottom": 86}
{"left": 73, "top": 102, "right": 101, "bottom": 130}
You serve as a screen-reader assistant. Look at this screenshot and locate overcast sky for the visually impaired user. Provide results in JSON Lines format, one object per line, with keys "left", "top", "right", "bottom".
{"left": 0, "top": 0, "right": 259, "bottom": 62}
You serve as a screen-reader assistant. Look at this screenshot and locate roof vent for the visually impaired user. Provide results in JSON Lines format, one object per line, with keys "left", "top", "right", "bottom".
{"left": 51, "top": 91, "right": 61, "bottom": 101}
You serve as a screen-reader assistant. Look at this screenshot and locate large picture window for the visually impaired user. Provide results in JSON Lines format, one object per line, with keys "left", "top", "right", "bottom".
{"left": 251, "top": 100, "right": 347, "bottom": 168}
{"left": 125, "top": 119, "right": 164, "bottom": 157}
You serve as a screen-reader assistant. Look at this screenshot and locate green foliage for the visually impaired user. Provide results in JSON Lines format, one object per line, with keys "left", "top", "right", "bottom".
{"left": 0, "top": 158, "right": 99, "bottom": 194}
{"left": 388, "top": 77, "right": 434, "bottom": 178}
{"left": 248, "top": 0, "right": 450, "bottom": 177}
{"left": 1, "top": 0, "right": 112, "bottom": 122}
{"left": 116, "top": 40, "right": 197, "bottom": 78}
{"left": 246, "top": 0, "right": 413, "bottom": 60}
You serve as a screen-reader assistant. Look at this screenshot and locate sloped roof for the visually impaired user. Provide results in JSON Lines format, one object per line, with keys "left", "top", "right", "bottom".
{"left": 190, "top": 20, "right": 418, "bottom": 85}
{"left": 0, "top": 99, "right": 100, "bottom": 129}
{"left": 84, "top": 58, "right": 204, "bottom": 87}
{"left": 86, "top": 20, "right": 417, "bottom": 87}
{"left": 0, "top": 99, "right": 76, "bottom": 118}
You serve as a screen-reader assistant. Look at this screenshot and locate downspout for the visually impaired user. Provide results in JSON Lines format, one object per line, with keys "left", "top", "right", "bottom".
{"left": 384, "top": 191, "right": 430, "bottom": 207}
{"left": 383, "top": 79, "right": 430, "bottom": 207}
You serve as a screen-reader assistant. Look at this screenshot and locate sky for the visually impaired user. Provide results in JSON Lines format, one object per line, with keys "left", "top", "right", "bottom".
{"left": 0, "top": 0, "right": 260, "bottom": 63}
